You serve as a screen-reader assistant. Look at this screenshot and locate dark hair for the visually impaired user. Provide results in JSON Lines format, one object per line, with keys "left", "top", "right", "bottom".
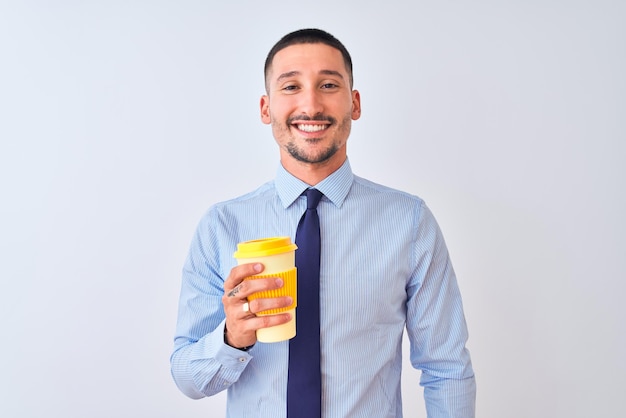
{"left": 264, "top": 28, "right": 354, "bottom": 90}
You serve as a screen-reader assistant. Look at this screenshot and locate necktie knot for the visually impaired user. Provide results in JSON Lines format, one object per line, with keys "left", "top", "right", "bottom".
{"left": 305, "top": 188, "right": 323, "bottom": 210}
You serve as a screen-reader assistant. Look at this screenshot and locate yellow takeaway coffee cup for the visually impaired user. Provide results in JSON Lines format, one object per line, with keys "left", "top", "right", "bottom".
{"left": 233, "top": 237, "right": 297, "bottom": 343}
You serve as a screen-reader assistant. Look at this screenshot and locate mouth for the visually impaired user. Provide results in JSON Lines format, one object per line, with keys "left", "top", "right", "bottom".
{"left": 294, "top": 123, "right": 329, "bottom": 133}
{"left": 288, "top": 115, "right": 334, "bottom": 135}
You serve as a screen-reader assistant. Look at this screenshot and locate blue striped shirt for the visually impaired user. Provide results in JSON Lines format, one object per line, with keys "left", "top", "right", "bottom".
{"left": 171, "top": 159, "right": 475, "bottom": 417}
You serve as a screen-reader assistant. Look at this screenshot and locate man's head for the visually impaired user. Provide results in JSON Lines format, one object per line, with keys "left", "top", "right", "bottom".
{"left": 260, "top": 29, "right": 361, "bottom": 184}
{"left": 264, "top": 28, "right": 354, "bottom": 92}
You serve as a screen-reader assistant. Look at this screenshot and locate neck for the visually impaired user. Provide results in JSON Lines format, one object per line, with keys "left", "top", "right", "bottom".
{"left": 281, "top": 154, "right": 346, "bottom": 186}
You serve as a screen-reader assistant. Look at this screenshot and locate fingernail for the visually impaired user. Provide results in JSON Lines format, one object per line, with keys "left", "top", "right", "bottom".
{"left": 275, "top": 278, "right": 284, "bottom": 286}
{"left": 254, "top": 263, "right": 263, "bottom": 273}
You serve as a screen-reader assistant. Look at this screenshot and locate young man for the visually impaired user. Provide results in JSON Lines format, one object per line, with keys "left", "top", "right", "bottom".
{"left": 171, "top": 28, "right": 476, "bottom": 417}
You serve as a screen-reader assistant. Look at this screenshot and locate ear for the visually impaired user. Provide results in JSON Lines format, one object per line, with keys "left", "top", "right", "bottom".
{"left": 351, "top": 90, "right": 361, "bottom": 121}
{"left": 260, "top": 95, "right": 271, "bottom": 124}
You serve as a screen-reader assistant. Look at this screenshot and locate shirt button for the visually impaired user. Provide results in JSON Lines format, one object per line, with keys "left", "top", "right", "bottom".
{"left": 239, "top": 357, "right": 247, "bottom": 362}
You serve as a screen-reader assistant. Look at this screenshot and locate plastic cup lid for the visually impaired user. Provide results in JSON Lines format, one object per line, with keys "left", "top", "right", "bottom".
{"left": 233, "top": 236, "right": 297, "bottom": 258}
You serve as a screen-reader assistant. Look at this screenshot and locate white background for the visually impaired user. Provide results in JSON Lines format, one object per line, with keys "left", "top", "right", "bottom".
{"left": 1, "top": 1, "right": 624, "bottom": 417}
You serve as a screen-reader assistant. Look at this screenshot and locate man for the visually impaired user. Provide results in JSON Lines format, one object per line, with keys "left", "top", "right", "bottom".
{"left": 171, "top": 28, "right": 476, "bottom": 417}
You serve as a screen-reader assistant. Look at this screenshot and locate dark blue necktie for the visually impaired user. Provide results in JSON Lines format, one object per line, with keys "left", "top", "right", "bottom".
{"left": 287, "top": 188, "right": 323, "bottom": 418}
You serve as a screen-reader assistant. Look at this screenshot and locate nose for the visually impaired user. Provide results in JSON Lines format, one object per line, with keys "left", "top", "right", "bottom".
{"left": 298, "top": 88, "right": 324, "bottom": 118}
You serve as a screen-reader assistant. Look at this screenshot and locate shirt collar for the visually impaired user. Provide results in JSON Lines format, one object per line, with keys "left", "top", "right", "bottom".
{"left": 275, "top": 158, "right": 354, "bottom": 209}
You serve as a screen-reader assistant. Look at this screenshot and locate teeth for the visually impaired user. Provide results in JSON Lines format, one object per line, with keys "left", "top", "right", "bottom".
{"left": 297, "top": 124, "right": 327, "bottom": 133}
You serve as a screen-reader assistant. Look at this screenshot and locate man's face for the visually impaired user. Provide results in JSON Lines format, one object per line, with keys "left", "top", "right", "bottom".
{"left": 260, "top": 43, "right": 361, "bottom": 168}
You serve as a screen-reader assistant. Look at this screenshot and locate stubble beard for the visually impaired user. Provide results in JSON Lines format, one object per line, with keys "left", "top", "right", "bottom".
{"left": 279, "top": 113, "right": 352, "bottom": 164}
{"left": 286, "top": 140, "right": 338, "bottom": 164}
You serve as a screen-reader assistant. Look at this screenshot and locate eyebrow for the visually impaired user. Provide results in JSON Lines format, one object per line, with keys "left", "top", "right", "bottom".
{"left": 276, "top": 69, "right": 345, "bottom": 83}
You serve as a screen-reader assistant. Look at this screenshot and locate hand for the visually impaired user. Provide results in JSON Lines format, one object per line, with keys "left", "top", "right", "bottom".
{"left": 222, "top": 263, "right": 293, "bottom": 349}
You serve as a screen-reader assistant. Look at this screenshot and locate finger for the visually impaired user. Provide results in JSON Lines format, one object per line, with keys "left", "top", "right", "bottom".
{"left": 249, "top": 312, "right": 293, "bottom": 330}
{"left": 224, "top": 311, "right": 292, "bottom": 349}
{"left": 230, "top": 311, "right": 293, "bottom": 335}
{"left": 224, "top": 263, "right": 264, "bottom": 295}
{"left": 225, "top": 306, "right": 293, "bottom": 349}
{"left": 248, "top": 296, "right": 293, "bottom": 315}
{"left": 225, "top": 277, "right": 285, "bottom": 303}
{"left": 226, "top": 283, "right": 244, "bottom": 298}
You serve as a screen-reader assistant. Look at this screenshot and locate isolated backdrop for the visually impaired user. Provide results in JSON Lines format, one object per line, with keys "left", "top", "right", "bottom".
{"left": 1, "top": 1, "right": 625, "bottom": 417}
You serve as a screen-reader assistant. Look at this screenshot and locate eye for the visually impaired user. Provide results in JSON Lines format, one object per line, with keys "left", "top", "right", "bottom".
{"left": 282, "top": 84, "right": 299, "bottom": 92}
{"left": 321, "top": 83, "right": 338, "bottom": 89}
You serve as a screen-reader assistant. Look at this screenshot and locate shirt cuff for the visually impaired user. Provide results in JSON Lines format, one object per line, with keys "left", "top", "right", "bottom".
{"left": 211, "top": 320, "right": 254, "bottom": 370}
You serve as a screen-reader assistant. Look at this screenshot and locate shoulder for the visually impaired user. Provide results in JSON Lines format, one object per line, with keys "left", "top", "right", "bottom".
{"left": 214, "top": 180, "right": 275, "bottom": 208}
{"left": 200, "top": 180, "right": 277, "bottom": 223}
{"left": 344, "top": 175, "right": 433, "bottom": 231}
{"left": 351, "top": 175, "right": 425, "bottom": 207}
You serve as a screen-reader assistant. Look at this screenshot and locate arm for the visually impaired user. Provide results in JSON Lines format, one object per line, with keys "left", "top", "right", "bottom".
{"left": 406, "top": 203, "right": 476, "bottom": 417}
{"left": 169, "top": 216, "right": 249, "bottom": 399}
{"left": 170, "top": 214, "right": 292, "bottom": 398}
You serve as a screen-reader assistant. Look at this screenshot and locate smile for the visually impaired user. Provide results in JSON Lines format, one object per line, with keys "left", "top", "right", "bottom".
{"left": 295, "top": 124, "right": 328, "bottom": 133}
